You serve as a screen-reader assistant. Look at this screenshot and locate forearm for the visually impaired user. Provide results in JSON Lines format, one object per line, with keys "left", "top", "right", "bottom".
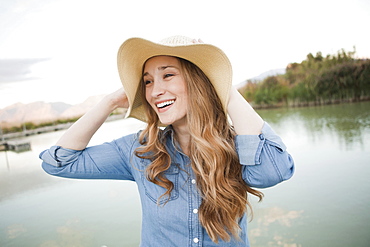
{"left": 55, "top": 96, "right": 118, "bottom": 150}
{"left": 227, "top": 87, "right": 264, "bottom": 135}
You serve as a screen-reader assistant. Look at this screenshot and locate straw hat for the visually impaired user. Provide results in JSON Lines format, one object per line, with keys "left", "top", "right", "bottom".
{"left": 117, "top": 35, "right": 232, "bottom": 123}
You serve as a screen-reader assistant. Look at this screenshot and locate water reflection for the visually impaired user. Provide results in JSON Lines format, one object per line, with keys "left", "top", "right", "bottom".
{"left": 1, "top": 104, "right": 369, "bottom": 246}
{"left": 6, "top": 224, "right": 27, "bottom": 240}
{"left": 0, "top": 142, "right": 63, "bottom": 202}
{"left": 257, "top": 101, "right": 370, "bottom": 150}
{"left": 39, "top": 218, "right": 92, "bottom": 247}
{"left": 249, "top": 207, "right": 304, "bottom": 246}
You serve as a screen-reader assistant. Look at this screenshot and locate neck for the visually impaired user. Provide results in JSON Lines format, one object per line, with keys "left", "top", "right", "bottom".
{"left": 173, "top": 124, "right": 191, "bottom": 155}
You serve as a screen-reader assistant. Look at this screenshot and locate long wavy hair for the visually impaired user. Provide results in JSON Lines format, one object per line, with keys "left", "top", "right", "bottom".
{"left": 135, "top": 56, "right": 263, "bottom": 243}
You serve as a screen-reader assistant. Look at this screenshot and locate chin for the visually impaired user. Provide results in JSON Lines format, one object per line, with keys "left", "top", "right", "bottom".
{"left": 159, "top": 119, "right": 175, "bottom": 126}
{"left": 159, "top": 116, "right": 187, "bottom": 127}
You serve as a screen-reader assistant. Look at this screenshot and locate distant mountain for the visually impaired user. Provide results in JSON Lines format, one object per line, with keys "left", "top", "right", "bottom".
{"left": 236, "top": 68, "right": 286, "bottom": 89}
{"left": 0, "top": 95, "right": 105, "bottom": 127}
{"left": 250, "top": 68, "right": 286, "bottom": 81}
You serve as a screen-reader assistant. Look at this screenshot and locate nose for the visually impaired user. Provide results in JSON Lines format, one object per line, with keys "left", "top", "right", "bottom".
{"left": 151, "top": 80, "right": 165, "bottom": 98}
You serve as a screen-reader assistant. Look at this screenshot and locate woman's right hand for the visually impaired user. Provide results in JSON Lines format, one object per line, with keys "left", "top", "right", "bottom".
{"left": 105, "top": 87, "right": 129, "bottom": 110}
{"left": 55, "top": 88, "right": 129, "bottom": 150}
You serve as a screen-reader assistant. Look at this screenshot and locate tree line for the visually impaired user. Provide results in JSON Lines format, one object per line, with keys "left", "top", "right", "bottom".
{"left": 239, "top": 48, "right": 370, "bottom": 107}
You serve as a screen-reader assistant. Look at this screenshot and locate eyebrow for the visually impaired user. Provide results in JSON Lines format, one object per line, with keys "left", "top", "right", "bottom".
{"left": 143, "top": 65, "right": 179, "bottom": 77}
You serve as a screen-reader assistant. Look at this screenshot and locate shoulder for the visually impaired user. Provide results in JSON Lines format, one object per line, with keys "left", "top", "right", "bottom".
{"left": 113, "top": 131, "right": 142, "bottom": 149}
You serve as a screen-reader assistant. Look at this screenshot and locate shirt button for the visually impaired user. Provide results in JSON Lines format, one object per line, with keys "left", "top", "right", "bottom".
{"left": 191, "top": 179, "right": 196, "bottom": 184}
{"left": 193, "top": 209, "right": 198, "bottom": 214}
{"left": 193, "top": 238, "right": 199, "bottom": 243}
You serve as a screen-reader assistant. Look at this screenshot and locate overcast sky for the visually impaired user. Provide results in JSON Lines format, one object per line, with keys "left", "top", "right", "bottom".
{"left": 0, "top": 0, "right": 369, "bottom": 108}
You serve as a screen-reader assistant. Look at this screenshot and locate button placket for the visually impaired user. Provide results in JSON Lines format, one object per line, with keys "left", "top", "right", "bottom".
{"left": 194, "top": 179, "right": 202, "bottom": 246}
{"left": 189, "top": 173, "right": 202, "bottom": 246}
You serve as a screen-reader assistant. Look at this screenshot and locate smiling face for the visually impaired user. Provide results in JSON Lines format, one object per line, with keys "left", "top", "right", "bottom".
{"left": 143, "top": 56, "right": 189, "bottom": 127}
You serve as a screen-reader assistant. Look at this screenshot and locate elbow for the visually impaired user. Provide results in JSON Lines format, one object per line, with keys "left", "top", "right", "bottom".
{"left": 281, "top": 153, "right": 295, "bottom": 181}
{"left": 244, "top": 152, "right": 295, "bottom": 189}
{"left": 41, "top": 161, "right": 64, "bottom": 177}
{"left": 267, "top": 152, "right": 295, "bottom": 188}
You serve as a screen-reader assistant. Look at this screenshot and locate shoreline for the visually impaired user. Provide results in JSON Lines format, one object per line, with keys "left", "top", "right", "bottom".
{"left": 2, "top": 99, "right": 369, "bottom": 141}
{"left": 0, "top": 114, "right": 124, "bottom": 141}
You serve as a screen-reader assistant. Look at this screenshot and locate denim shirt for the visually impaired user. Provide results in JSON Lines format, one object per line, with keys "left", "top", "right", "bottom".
{"left": 40, "top": 122, "right": 294, "bottom": 247}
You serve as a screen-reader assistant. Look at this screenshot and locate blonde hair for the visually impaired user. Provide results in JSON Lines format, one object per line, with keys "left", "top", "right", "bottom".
{"left": 135, "top": 57, "right": 263, "bottom": 243}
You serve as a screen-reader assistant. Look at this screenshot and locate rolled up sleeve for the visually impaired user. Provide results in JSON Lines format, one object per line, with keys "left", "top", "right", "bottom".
{"left": 39, "top": 146, "right": 80, "bottom": 167}
{"left": 235, "top": 122, "right": 294, "bottom": 188}
{"left": 39, "top": 134, "right": 138, "bottom": 181}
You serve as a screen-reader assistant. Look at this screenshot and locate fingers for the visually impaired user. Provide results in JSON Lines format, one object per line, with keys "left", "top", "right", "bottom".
{"left": 107, "top": 87, "right": 129, "bottom": 109}
{"left": 192, "top": 38, "right": 204, "bottom": 44}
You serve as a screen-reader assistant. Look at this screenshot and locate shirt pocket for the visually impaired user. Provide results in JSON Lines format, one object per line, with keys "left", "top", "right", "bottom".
{"left": 139, "top": 161, "right": 180, "bottom": 205}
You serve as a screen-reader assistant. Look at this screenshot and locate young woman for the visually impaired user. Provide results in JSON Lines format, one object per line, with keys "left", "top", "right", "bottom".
{"left": 40, "top": 36, "right": 294, "bottom": 246}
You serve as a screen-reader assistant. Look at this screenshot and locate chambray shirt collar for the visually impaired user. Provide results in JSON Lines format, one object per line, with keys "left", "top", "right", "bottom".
{"left": 161, "top": 124, "right": 174, "bottom": 139}
{"left": 161, "top": 125, "right": 186, "bottom": 156}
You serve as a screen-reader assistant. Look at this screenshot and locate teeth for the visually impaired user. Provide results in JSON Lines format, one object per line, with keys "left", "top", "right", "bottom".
{"left": 157, "top": 100, "right": 175, "bottom": 108}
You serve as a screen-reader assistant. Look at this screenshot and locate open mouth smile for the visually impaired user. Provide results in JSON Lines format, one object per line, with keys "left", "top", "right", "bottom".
{"left": 156, "top": 100, "right": 175, "bottom": 109}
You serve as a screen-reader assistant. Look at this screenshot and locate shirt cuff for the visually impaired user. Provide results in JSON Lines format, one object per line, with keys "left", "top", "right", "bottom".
{"left": 235, "top": 122, "right": 287, "bottom": 166}
{"left": 39, "top": 146, "right": 80, "bottom": 167}
{"left": 261, "top": 122, "right": 287, "bottom": 151}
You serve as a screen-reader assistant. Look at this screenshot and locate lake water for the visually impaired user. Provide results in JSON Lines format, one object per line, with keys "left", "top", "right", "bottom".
{"left": 1, "top": 102, "right": 369, "bottom": 247}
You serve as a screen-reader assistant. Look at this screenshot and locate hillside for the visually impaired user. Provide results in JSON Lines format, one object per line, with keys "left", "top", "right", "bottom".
{"left": 236, "top": 68, "right": 286, "bottom": 89}
{"left": 0, "top": 95, "right": 105, "bottom": 128}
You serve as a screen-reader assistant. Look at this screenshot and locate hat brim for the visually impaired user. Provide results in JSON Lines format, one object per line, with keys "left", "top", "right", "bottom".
{"left": 117, "top": 37, "right": 232, "bottom": 123}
